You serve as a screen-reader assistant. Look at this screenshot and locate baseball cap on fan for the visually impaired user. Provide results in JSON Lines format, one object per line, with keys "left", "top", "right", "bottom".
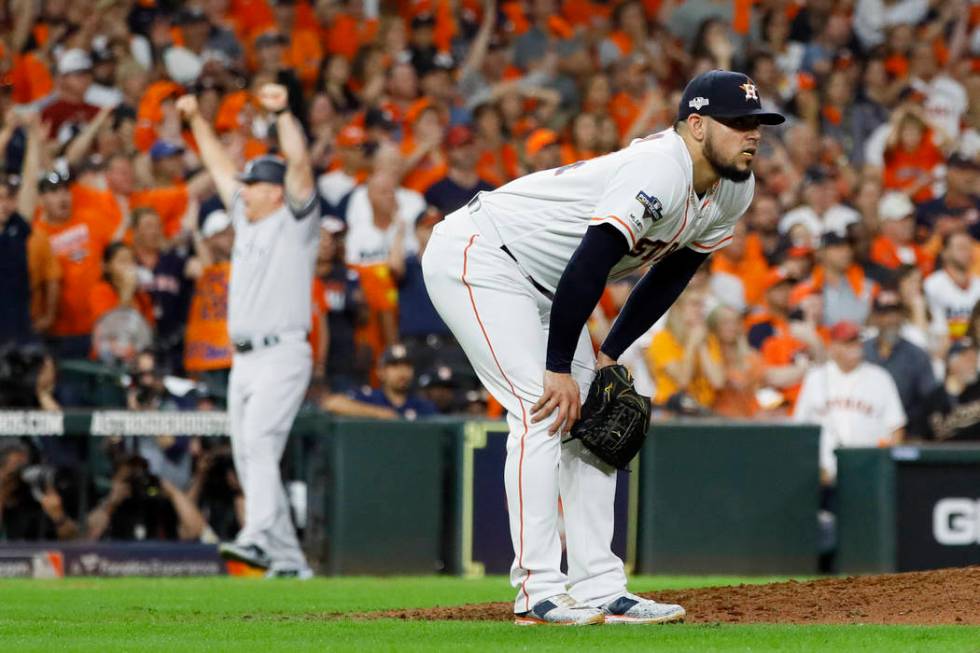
{"left": 58, "top": 49, "right": 93, "bottom": 76}
{"left": 237, "top": 156, "right": 286, "bottom": 185}
{"left": 678, "top": 70, "right": 785, "bottom": 125}
{"left": 829, "top": 321, "right": 861, "bottom": 343}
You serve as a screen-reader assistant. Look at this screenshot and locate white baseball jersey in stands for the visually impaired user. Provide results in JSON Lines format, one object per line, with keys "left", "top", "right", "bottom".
{"left": 469, "top": 128, "right": 754, "bottom": 292}
{"left": 344, "top": 185, "right": 426, "bottom": 265}
{"left": 794, "top": 360, "right": 906, "bottom": 480}
{"left": 923, "top": 269, "right": 980, "bottom": 339}
{"left": 316, "top": 169, "right": 358, "bottom": 210}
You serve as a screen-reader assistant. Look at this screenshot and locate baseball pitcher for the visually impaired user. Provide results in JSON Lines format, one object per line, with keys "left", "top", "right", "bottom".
{"left": 423, "top": 70, "right": 784, "bottom": 624}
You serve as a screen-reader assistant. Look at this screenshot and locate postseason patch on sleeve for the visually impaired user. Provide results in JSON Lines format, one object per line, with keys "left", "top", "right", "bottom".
{"left": 635, "top": 191, "right": 664, "bottom": 223}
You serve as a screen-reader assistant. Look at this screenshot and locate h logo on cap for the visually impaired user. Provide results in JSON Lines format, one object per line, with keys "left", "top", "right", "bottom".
{"left": 740, "top": 82, "right": 759, "bottom": 101}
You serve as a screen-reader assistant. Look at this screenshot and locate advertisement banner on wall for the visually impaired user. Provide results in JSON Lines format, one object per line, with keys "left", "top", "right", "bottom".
{"left": 896, "top": 463, "right": 980, "bottom": 571}
{"left": 0, "top": 543, "right": 226, "bottom": 577}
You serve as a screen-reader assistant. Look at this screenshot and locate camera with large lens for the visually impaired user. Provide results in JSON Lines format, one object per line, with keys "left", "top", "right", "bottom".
{"left": 20, "top": 465, "right": 56, "bottom": 503}
{"left": 0, "top": 344, "right": 47, "bottom": 408}
{"left": 126, "top": 465, "right": 161, "bottom": 500}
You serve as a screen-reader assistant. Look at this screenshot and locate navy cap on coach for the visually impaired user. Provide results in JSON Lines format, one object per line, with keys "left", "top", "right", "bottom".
{"left": 677, "top": 70, "right": 785, "bottom": 125}
{"left": 236, "top": 156, "right": 286, "bottom": 185}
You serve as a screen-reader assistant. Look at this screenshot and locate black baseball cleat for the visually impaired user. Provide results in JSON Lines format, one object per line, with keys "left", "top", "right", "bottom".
{"left": 265, "top": 567, "right": 314, "bottom": 580}
{"left": 218, "top": 542, "right": 271, "bottom": 569}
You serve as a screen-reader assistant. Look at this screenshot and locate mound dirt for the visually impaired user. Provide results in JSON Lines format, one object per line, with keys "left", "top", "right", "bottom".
{"left": 365, "top": 566, "right": 980, "bottom": 625}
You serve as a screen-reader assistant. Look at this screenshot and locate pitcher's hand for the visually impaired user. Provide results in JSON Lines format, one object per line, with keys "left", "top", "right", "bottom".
{"left": 531, "top": 371, "right": 581, "bottom": 436}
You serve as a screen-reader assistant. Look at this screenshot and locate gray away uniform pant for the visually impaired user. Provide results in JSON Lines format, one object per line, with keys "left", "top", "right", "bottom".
{"left": 228, "top": 339, "right": 311, "bottom": 570}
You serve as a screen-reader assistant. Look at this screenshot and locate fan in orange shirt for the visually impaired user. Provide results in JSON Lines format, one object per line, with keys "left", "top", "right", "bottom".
{"left": 559, "top": 113, "right": 599, "bottom": 166}
{"left": 401, "top": 99, "right": 448, "bottom": 193}
{"left": 73, "top": 149, "right": 209, "bottom": 242}
{"left": 242, "top": 0, "right": 324, "bottom": 90}
{"left": 870, "top": 191, "right": 934, "bottom": 276}
{"left": 321, "top": 2, "right": 380, "bottom": 59}
{"left": 474, "top": 103, "right": 520, "bottom": 186}
{"left": 9, "top": 51, "right": 53, "bottom": 104}
{"left": 90, "top": 242, "right": 156, "bottom": 328}
{"left": 608, "top": 56, "right": 653, "bottom": 138}
{"left": 759, "top": 293, "right": 827, "bottom": 412}
{"left": 882, "top": 104, "right": 946, "bottom": 203}
{"left": 524, "top": 128, "right": 562, "bottom": 172}
{"left": 134, "top": 81, "right": 183, "bottom": 153}
{"left": 32, "top": 171, "right": 115, "bottom": 341}
{"left": 310, "top": 275, "right": 330, "bottom": 382}
{"left": 184, "top": 210, "right": 235, "bottom": 377}
{"left": 708, "top": 304, "right": 766, "bottom": 419}
{"left": 711, "top": 222, "right": 771, "bottom": 308}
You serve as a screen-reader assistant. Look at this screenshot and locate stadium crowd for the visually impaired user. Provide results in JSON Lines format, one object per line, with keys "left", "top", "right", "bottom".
{"left": 1, "top": 0, "right": 979, "bottom": 540}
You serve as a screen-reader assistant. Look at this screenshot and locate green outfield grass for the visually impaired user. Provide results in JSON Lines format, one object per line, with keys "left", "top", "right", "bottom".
{"left": 0, "top": 576, "right": 976, "bottom": 652}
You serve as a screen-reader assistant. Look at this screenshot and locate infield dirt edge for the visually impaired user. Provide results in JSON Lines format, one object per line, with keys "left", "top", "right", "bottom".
{"left": 357, "top": 566, "right": 980, "bottom": 625}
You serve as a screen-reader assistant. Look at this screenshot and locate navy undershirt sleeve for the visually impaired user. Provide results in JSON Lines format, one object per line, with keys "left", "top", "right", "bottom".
{"left": 599, "top": 248, "right": 708, "bottom": 360}
{"left": 545, "top": 224, "right": 629, "bottom": 373}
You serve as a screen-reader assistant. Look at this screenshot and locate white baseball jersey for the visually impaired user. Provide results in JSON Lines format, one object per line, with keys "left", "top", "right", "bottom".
{"left": 470, "top": 128, "right": 755, "bottom": 292}
{"left": 227, "top": 191, "right": 320, "bottom": 341}
{"left": 794, "top": 361, "right": 906, "bottom": 480}
{"left": 912, "top": 74, "right": 969, "bottom": 140}
{"left": 344, "top": 185, "right": 427, "bottom": 265}
{"left": 923, "top": 269, "right": 980, "bottom": 339}
{"left": 316, "top": 169, "right": 358, "bottom": 209}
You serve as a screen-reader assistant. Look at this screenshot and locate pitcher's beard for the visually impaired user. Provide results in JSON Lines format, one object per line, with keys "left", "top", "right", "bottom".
{"left": 704, "top": 136, "right": 753, "bottom": 183}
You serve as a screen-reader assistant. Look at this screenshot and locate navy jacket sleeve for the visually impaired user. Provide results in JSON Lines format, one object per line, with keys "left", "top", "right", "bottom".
{"left": 599, "top": 248, "right": 708, "bottom": 360}
{"left": 545, "top": 224, "right": 629, "bottom": 373}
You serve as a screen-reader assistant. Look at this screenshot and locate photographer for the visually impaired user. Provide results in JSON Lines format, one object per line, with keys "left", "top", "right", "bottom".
{"left": 0, "top": 443, "right": 79, "bottom": 541}
{"left": 127, "top": 350, "right": 196, "bottom": 490}
{"left": 186, "top": 446, "right": 243, "bottom": 542}
{"left": 0, "top": 343, "right": 60, "bottom": 410}
{"left": 85, "top": 454, "right": 206, "bottom": 542}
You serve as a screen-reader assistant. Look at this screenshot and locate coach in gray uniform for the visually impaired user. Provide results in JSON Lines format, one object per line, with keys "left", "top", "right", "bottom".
{"left": 177, "top": 84, "right": 319, "bottom": 578}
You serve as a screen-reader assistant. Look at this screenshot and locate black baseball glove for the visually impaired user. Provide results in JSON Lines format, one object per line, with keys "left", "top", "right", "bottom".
{"left": 567, "top": 364, "right": 651, "bottom": 470}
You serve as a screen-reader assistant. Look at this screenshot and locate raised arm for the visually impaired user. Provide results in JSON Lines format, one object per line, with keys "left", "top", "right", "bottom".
{"left": 17, "top": 113, "right": 43, "bottom": 221}
{"left": 64, "top": 105, "right": 114, "bottom": 169}
{"left": 257, "top": 84, "right": 315, "bottom": 205}
{"left": 459, "top": 0, "right": 497, "bottom": 81}
{"left": 176, "top": 95, "right": 239, "bottom": 208}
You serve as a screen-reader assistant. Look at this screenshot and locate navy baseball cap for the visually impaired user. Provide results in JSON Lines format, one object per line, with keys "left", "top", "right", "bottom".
{"left": 149, "top": 140, "right": 184, "bottom": 161}
{"left": 237, "top": 156, "right": 286, "bottom": 185}
{"left": 380, "top": 344, "right": 412, "bottom": 366}
{"left": 678, "top": 70, "right": 785, "bottom": 125}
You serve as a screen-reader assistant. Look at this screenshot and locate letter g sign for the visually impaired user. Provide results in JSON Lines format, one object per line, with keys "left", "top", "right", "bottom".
{"left": 932, "top": 498, "right": 980, "bottom": 545}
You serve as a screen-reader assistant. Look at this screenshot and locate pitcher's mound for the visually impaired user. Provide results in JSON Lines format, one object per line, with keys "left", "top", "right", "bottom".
{"left": 369, "top": 566, "right": 980, "bottom": 625}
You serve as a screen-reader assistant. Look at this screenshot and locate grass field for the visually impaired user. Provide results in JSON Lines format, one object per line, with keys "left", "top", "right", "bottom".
{"left": 1, "top": 575, "right": 977, "bottom": 652}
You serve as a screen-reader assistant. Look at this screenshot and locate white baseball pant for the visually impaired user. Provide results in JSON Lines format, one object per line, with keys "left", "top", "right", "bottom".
{"left": 228, "top": 339, "right": 311, "bottom": 571}
{"left": 423, "top": 207, "right": 627, "bottom": 613}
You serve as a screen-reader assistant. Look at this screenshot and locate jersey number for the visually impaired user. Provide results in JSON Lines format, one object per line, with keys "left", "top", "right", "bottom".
{"left": 630, "top": 238, "right": 679, "bottom": 263}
